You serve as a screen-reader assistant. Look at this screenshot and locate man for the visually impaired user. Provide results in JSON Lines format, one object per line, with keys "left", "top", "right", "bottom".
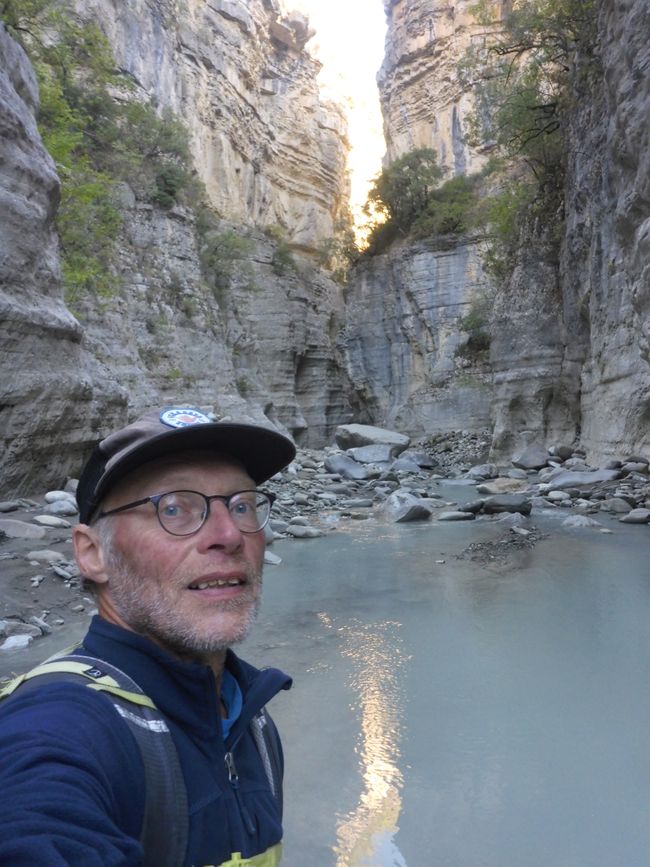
{"left": 0, "top": 406, "right": 296, "bottom": 866}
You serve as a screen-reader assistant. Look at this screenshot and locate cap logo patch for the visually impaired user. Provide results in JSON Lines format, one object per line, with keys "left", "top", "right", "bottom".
{"left": 160, "top": 408, "right": 212, "bottom": 428}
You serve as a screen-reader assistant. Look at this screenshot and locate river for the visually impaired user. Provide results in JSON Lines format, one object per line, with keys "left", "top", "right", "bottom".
{"left": 242, "top": 505, "right": 650, "bottom": 866}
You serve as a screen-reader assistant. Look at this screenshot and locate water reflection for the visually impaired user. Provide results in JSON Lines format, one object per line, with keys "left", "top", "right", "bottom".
{"left": 332, "top": 618, "right": 410, "bottom": 866}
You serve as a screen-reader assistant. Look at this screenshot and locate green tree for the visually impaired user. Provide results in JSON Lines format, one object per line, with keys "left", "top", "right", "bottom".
{"left": 365, "top": 148, "right": 445, "bottom": 234}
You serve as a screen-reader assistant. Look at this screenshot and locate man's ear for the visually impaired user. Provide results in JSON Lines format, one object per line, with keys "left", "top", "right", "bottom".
{"left": 73, "top": 524, "right": 110, "bottom": 585}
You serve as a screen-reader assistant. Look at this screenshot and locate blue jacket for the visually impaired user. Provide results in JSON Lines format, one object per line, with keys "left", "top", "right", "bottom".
{"left": 0, "top": 616, "right": 292, "bottom": 866}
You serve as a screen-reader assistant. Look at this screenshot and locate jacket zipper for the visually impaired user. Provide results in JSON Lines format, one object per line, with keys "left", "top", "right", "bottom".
{"left": 224, "top": 750, "right": 256, "bottom": 835}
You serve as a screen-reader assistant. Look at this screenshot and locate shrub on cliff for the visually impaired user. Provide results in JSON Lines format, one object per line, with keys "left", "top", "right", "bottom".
{"left": 1, "top": 1, "right": 197, "bottom": 304}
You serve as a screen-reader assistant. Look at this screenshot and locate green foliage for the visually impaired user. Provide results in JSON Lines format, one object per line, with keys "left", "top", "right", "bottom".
{"left": 271, "top": 242, "right": 297, "bottom": 276}
{"left": 459, "top": 0, "right": 598, "bottom": 284}
{"left": 317, "top": 219, "right": 359, "bottom": 282}
{"left": 1, "top": 1, "right": 197, "bottom": 304}
{"left": 457, "top": 297, "right": 491, "bottom": 360}
{"left": 411, "top": 174, "right": 483, "bottom": 239}
{"left": 198, "top": 215, "right": 255, "bottom": 299}
{"left": 365, "top": 148, "right": 445, "bottom": 236}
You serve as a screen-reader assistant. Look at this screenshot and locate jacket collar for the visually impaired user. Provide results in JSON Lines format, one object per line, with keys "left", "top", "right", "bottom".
{"left": 82, "top": 616, "right": 291, "bottom": 742}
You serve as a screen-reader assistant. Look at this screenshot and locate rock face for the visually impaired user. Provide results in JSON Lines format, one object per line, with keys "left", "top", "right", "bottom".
{"left": 344, "top": 238, "right": 492, "bottom": 436}
{"left": 490, "top": 0, "right": 650, "bottom": 463}
{"left": 0, "top": 23, "right": 125, "bottom": 494}
{"left": 76, "top": 0, "right": 349, "bottom": 251}
{"left": 0, "top": 2, "right": 353, "bottom": 494}
{"left": 379, "top": 0, "right": 491, "bottom": 174}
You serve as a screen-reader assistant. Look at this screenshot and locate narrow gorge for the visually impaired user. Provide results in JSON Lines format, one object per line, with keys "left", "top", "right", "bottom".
{"left": 1, "top": 0, "right": 648, "bottom": 496}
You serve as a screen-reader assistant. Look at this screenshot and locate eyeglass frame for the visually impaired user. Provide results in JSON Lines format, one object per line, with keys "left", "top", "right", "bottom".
{"left": 95, "top": 488, "right": 276, "bottom": 536}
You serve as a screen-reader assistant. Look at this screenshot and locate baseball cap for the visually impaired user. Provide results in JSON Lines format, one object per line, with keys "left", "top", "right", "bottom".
{"left": 76, "top": 406, "right": 296, "bottom": 524}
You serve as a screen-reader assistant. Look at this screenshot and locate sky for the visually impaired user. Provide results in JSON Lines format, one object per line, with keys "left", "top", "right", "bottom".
{"left": 284, "top": 0, "right": 388, "bottom": 236}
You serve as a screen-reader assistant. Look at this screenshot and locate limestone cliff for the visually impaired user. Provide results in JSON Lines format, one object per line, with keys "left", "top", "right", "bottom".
{"left": 379, "top": 0, "right": 496, "bottom": 174}
{"left": 345, "top": 239, "right": 491, "bottom": 436}
{"left": 0, "top": 1, "right": 352, "bottom": 494}
{"left": 0, "top": 24, "right": 125, "bottom": 493}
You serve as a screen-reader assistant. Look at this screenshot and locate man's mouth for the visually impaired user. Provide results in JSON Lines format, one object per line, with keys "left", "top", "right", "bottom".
{"left": 188, "top": 577, "right": 245, "bottom": 590}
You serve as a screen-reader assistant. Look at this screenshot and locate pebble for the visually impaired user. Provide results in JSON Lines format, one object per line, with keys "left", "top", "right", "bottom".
{"left": 263, "top": 550, "right": 282, "bottom": 566}
{"left": 0, "top": 519, "right": 46, "bottom": 540}
{"left": 25, "top": 549, "right": 67, "bottom": 564}
{"left": 32, "top": 515, "right": 73, "bottom": 528}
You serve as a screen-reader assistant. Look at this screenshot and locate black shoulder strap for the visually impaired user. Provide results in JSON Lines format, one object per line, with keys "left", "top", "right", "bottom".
{"left": 0, "top": 654, "right": 188, "bottom": 867}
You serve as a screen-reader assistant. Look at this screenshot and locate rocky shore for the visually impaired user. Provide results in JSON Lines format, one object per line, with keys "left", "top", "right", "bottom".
{"left": 1, "top": 424, "right": 648, "bottom": 662}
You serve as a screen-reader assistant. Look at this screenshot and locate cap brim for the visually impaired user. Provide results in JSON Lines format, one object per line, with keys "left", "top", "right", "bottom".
{"left": 86, "top": 422, "right": 295, "bottom": 521}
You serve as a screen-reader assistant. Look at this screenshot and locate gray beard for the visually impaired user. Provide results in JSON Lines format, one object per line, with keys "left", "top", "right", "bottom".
{"left": 101, "top": 533, "right": 261, "bottom": 662}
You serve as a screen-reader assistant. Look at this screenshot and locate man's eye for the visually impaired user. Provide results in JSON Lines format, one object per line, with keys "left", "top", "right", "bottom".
{"left": 232, "top": 501, "right": 253, "bottom": 515}
{"left": 161, "top": 503, "right": 182, "bottom": 518}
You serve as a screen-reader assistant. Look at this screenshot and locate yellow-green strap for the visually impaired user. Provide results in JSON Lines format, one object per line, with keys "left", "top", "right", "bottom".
{"left": 0, "top": 660, "right": 155, "bottom": 709}
{"left": 202, "top": 842, "right": 283, "bottom": 867}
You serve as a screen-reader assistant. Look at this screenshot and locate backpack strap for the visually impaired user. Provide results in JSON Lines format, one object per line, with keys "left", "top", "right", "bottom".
{"left": 0, "top": 654, "right": 188, "bottom": 867}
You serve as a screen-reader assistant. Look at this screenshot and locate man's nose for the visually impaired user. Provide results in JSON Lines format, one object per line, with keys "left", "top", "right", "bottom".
{"left": 196, "top": 500, "right": 243, "bottom": 552}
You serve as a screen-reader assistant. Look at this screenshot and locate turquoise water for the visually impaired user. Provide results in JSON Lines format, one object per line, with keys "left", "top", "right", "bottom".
{"left": 243, "top": 511, "right": 650, "bottom": 866}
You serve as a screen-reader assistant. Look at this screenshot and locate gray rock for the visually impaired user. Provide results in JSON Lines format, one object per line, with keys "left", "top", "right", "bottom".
{"left": 476, "top": 478, "right": 529, "bottom": 495}
{"left": 460, "top": 499, "right": 485, "bottom": 514}
{"left": 622, "top": 461, "right": 649, "bottom": 474}
{"left": 599, "top": 497, "right": 632, "bottom": 514}
{"left": 323, "top": 454, "right": 369, "bottom": 481}
{"left": 390, "top": 457, "right": 422, "bottom": 474}
{"left": 562, "top": 515, "right": 602, "bottom": 528}
{"left": 512, "top": 444, "right": 550, "bottom": 470}
{"left": 465, "top": 463, "right": 499, "bottom": 480}
{"left": 44, "top": 490, "right": 76, "bottom": 504}
{"left": 28, "top": 615, "right": 52, "bottom": 635}
{"left": 400, "top": 449, "right": 438, "bottom": 468}
{"left": 0, "top": 500, "right": 21, "bottom": 513}
{"left": 0, "top": 519, "right": 47, "bottom": 540}
{"left": 542, "top": 468, "right": 622, "bottom": 489}
{"left": 0, "top": 634, "right": 34, "bottom": 651}
{"left": 619, "top": 508, "right": 650, "bottom": 524}
{"left": 285, "top": 524, "right": 323, "bottom": 538}
{"left": 507, "top": 469, "right": 529, "bottom": 480}
{"left": 347, "top": 444, "right": 402, "bottom": 463}
{"left": 263, "top": 550, "right": 283, "bottom": 565}
{"left": 4, "top": 620, "right": 42, "bottom": 638}
{"left": 381, "top": 491, "right": 432, "bottom": 523}
{"left": 495, "top": 512, "right": 529, "bottom": 526}
{"left": 25, "top": 549, "right": 67, "bottom": 564}
{"left": 549, "top": 445, "right": 574, "bottom": 461}
{"left": 44, "top": 499, "right": 78, "bottom": 517}
{"left": 33, "top": 515, "right": 72, "bottom": 528}
{"left": 483, "top": 495, "right": 532, "bottom": 516}
{"left": 546, "top": 490, "right": 572, "bottom": 502}
{"left": 334, "top": 424, "right": 410, "bottom": 453}
{"left": 342, "top": 499, "right": 374, "bottom": 508}
{"left": 289, "top": 516, "right": 311, "bottom": 527}
{"left": 438, "top": 511, "right": 475, "bottom": 521}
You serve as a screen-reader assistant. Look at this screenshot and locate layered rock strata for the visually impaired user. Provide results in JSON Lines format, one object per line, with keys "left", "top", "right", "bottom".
{"left": 0, "top": 24, "right": 125, "bottom": 494}
{"left": 379, "top": 0, "right": 495, "bottom": 174}
{"left": 344, "top": 238, "right": 492, "bottom": 437}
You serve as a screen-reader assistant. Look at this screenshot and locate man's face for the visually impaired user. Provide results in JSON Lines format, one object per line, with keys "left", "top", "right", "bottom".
{"left": 94, "top": 454, "right": 266, "bottom": 662}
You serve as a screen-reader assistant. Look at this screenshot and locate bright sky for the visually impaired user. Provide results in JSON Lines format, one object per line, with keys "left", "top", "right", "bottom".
{"left": 284, "top": 0, "right": 387, "bottom": 239}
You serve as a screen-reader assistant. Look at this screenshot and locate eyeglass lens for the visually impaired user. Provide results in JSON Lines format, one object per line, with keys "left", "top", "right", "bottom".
{"left": 157, "top": 491, "right": 270, "bottom": 535}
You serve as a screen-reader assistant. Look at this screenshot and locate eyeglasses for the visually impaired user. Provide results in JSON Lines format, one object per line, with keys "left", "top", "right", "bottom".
{"left": 97, "top": 489, "right": 276, "bottom": 536}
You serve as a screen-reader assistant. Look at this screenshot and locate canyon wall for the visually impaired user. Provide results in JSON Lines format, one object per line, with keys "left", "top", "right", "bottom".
{"left": 489, "top": 0, "right": 650, "bottom": 462}
{"left": 0, "top": 24, "right": 125, "bottom": 494}
{"left": 0, "top": 1, "right": 353, "bottom": 494}
{"left": 350, "top": 0, "right": 650, "bottom": 462}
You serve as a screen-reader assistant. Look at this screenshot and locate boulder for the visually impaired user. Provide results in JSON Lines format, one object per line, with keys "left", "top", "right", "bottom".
{"left": 542, "top": 468, "right": 622, "bottom": 489}
{"left": 562, "top": 515, "right": 602, "bottom": 528}
{"left": 476, "top": 478, "right": 529, "bottom": 495}
{"left": 0, "top": 519, "right": 46, "bottom": 540}
{"left": 390, "top": 457, "right": 422, "bottom": 474}
{"left": 438, "top": 511, "right": 475, "bottom": 521}
{"left": 346, "top": 444, "right": 398, "bottom": 463}
{"left": 512, "top": 444, "right": 550, "bottom": 470}
{"left": 400, "top": 449, "right": 438, "bottom": 468}
{"left": 334, "top": 424, "right": 410, "bottom": 453}
{"left": 619, "top": 509, "right": 650, "bottom": 524}
{"left": 381, "top": 491, "right": 432, "bottom": 523}
{"left": 465, "top": 463, "right": 499, "bottom": 480}
{"left": 323, "top": 454, "right": 369, "bottom": 481}
{"left": 483, "top": 494, "right": 532, "bottom": 516}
